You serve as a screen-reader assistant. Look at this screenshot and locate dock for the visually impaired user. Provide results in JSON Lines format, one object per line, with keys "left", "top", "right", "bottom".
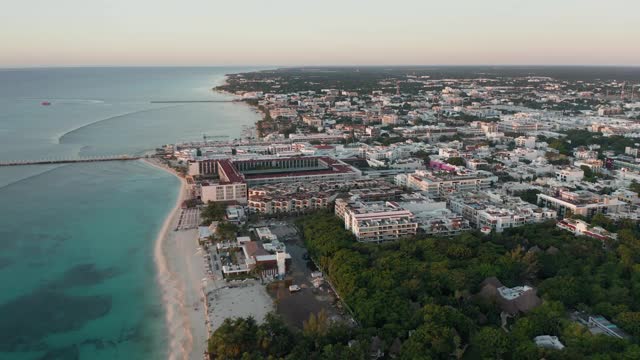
{"left": 0, "top": 156, "right": 142, "bottom": 167}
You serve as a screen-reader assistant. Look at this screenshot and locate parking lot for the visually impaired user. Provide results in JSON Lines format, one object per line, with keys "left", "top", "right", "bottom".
{"left": 267, "top": 221, "right": 299, "bottom": 240}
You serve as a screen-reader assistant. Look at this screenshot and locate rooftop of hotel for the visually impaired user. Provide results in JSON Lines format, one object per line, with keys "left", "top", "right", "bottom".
{"left": 217, "top": 159, "right": 245, "bottom": 184}
{"left": 358, "top": 217, "right": 417, "bottom": 227}
{"left": 243, "top": 167, "right": 355, "bottom": 180}
{"left": 540, "top": 190, "right": 624, "bottom": 206}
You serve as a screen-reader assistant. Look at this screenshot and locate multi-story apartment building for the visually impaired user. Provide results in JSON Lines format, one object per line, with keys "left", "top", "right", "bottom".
{"left": 515, "top": 136, "right": 536, "bottom": 148}
{"left": 448, "top": 192, "right": 556, "bottom": 232}
{"left": 381, "top": 114, "right": 400, "bottom": 125}
{"left": 247, "top": 178, "right": 399, "bottom": 215}
{"left": 201, "top": 181, "right": 248, "bottom": 204}
{"left": 537, "top": 190, "right": 626, "bottom": 219}
{"left": 248, "top": 189, "right": 332, "bottom": 215}
{"left": 573, "top": 148, "right": 599, "bottom": 160}
{"left": 419, "top": 215, "right": 471, "bottom": 236}
{"left": 270, "top": 107, "right": 299, "bottom": 119}
{"left": 400, "top": 125, "right": 457, "bottom": 139}
{"left": 497, "top": 120, "right": 541, "bottom": 134}
{"left": 574, "top": 159, "right": 603, "bottom": 173}
{"left": 287, "top": 133, "right": 346, "bottom": 143}
{"left": 335, "top": 199, "right": 418, "bottom": 242}
{"left": 613, "top": 189, "right": 640, "bottom": 205}
{"left": 302, "top": 115, "right": 323, "bottom": 128}
{"left": 401, "top": 169, "right": 496, "bottom": 197}
{"left": 555, "top": 167, "right": 584, "bottom": 182}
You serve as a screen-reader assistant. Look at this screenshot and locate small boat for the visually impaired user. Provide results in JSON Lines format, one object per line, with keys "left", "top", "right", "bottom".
{"left": 41, "top": 101, "right": 51, "bottom": 106}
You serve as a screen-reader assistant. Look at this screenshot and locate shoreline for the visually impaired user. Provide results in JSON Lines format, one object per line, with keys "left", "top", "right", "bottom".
{"left": 144, "top": 158, "right": 206, "bottom": 360}
{"left": 143, "top": 72, "right": 270, "bottom": 360}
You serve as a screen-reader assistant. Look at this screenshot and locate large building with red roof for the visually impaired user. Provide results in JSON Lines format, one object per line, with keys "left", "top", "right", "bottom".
{"left": 233, "top": 156, "right": 361, "bottom": 185}
{"left": 191, "top": 156, "right": 361, "bottom": 203}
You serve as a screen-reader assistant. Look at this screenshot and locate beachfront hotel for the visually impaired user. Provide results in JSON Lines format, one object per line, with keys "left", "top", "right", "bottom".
{"left": 236, "top": 156, "right": 361, "bottom": 185}
{"left": 190, "top": 156, "right": 362, "bottom": 203}
{"left": 191, "top": 159, "right": 248, "bottom": 204}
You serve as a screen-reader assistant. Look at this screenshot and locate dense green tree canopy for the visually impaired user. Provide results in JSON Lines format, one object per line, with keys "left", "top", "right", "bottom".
{"left": 445, "top": 157, "right": 466, "bottom": 166}
{"left": 207, "top": 313, "right": 366, "bottom": 360}
{"left": 207, "top": 211, "right": 640, "bottom": 359}
{"left": 292, "top": 212, "right": 640, "bottom": 359}
{"left": 201, "top": 201, "right": 226, "bottom": 225}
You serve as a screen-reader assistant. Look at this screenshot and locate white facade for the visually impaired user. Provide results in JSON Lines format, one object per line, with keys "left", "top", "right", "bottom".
{"left": 537, "top": 191, "right": 626, "bottom": 218}
{"left": 335, "top": 199, "right": 418, "bottom": 242}
{"left": 201, "top": 182, "right": 247, "bottom": 204}
{"left": 448, "top": 193, "right": 556, "bottom": 233}
{"left": 534, "top": 336, "right": 565, "bottom": 350}
{"left": 515, "top": 136, "right": 536, "bottom": 149}
{"left": 405, "top": 170, "right": 496, "bottom": 197}
{"left": 556, "top": 168, "right": 584, "bottom": 182}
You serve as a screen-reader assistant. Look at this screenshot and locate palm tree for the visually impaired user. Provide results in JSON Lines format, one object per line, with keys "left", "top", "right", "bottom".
{"left": 251, "top": 263, "right": 266, "bottom": 284}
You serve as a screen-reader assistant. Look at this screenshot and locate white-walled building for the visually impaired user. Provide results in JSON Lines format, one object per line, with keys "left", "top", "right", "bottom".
{"left": 402, "top": 169, "right": 497, "bottom": 197}
{"left": 335, "top": 199, "right": 418, "bottom": 242}
{"left": 515, "top": 136, "right": 536, "bottom": 149}
{"left": 556, "top": 168, "right": 584, "bottom": 183}
{"left": 448, "top": 192, "right": 556, "bottom": 233}
{"left": 201, "top": 182, "right": 248, "bottom": 204}
{"left": 556, "top": 219, "right": 617, "bottom": 242}
{"left": 537, "top": 190, "right": 626, "bottom": 218}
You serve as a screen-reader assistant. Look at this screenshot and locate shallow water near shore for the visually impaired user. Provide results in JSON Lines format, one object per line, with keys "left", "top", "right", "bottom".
{"left": 0, "top": 67, "right": 262, "bottom": 359}
{"left": 0, "top": 161, "right": 179, "bottom": 359}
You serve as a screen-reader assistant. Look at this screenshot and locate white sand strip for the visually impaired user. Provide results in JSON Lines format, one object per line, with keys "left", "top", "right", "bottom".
{"left": 144, "top": 159, "right": 208, "bottom": 360}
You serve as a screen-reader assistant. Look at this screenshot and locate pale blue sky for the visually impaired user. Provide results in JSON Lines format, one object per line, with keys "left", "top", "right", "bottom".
{"left": 1, "top": 0, "right": 638, "bottom": 67}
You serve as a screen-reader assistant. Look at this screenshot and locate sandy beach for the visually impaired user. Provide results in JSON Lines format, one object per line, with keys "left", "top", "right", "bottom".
{"left": 145, "top": 158, "right": 208, "bottom": 360}
{"left": 143, "top": 157, "right": 275, "bottom": 360}
{"left": 207, "top": 280, "right": 274, "bottom": 332}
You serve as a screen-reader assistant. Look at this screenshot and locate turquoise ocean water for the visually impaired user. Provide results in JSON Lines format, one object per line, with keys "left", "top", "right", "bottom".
{"left": 0, "top": 67, "right": 261, "bottom": 359}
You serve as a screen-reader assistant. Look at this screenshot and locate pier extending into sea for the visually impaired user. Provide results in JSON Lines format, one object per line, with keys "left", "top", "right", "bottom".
{"left": 0, "top": 155, "right": 141, "bottom": 167}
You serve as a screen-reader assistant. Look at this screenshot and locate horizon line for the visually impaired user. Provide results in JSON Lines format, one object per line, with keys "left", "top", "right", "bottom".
{"left": 2, "top": 63, "right": 640, "bottom": 71}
